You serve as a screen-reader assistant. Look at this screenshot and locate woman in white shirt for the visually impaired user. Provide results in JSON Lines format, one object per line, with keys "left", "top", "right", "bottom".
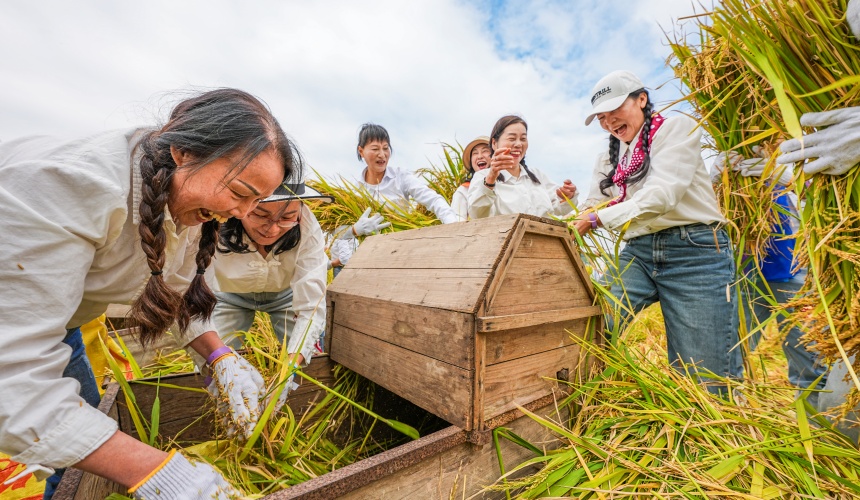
{"left": 212, "top": 182, "right": 329, "bottom": 371}
{"left": 451, "top": 136, "right": 491, "bottom": 221}
{"left": 0, "top": 89, "right": 297, "bottom": 499}
{"left": 468, "top": 115, "right": 578, "bottom": 219}
{"left": 356, "top": 123, "right": 458, "bottom": 224}
{"left": 573, "top": 70, "right": 743, "bottom": 390}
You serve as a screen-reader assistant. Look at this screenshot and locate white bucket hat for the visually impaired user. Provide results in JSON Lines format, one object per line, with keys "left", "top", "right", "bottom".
{"left": 584, "top": 70, "right": 646, "bottom": 126}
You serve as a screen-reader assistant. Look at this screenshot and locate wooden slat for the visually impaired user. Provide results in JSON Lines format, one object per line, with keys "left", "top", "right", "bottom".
{"left": 484, "top": 318, "right": 590, "bottom": 365}
{"left": 479, "top": 218, "right": 528, "bottom": 316}
{"left": 489, "top": 257, "right": 593, "bottom": 315}
{"left": 521, "top": 219, "right": 573, "bottom": 239}
{"left": 514, "top": 232, "right": 570, "bottom": 259}
{"left": 329, "top": 268, "right": 489, "bottom": 312}
{"left": 478, "top": 305, "right": 601, "bottom": 333}
{"left": 483, "top": 343, "right": 583, "bottom": 419}
{"left": 330, "top": 324, "right": 473, "bottom": 429}
{"left": 330, "top": 292, "right": 474, "bottom": 369}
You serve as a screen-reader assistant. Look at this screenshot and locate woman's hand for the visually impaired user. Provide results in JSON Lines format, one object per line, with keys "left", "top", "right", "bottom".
{"left": 573, "top": 212, "right": 600, "bottom": 236}
{"left": 486, "top": 147, "right": 516, "bottom": 184}
{"left": 556, "top": 179, "right": 577, "bottom": 201}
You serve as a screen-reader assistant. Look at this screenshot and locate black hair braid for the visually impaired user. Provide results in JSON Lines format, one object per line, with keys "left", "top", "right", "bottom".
{"left": 180, "top": 219, "right": 219, "bottom": 331}
{"left": 599, "top": 136, "right": 621, "bottom": 197}
{"left": 521, "top": 161, "right": 541, "bottom": 185}
{"left": 130, "top": 133, "right": 184, "bottom": 347}
{"left": 623, "top": 99, "right": 654, "bottom": 188}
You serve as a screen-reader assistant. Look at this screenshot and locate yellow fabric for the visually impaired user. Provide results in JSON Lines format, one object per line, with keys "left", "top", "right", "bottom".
{"left": 0, "top": 455, "right": 44, "bottom": 499}
{"left": 81, "top": 314, "right": 132, "bottom": 393}
{"left": 128, "top": 450, "right": 176, "bottom": 493}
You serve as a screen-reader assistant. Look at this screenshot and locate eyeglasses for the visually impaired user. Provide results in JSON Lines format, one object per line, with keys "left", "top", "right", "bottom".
{"left": 246, "top": 211, "right": 300, "bottom": 229}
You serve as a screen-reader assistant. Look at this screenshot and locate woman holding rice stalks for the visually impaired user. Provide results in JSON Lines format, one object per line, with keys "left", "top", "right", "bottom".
{"left": 354, "top": 122, "right": 458, "bottom": 226}
{"left": 208, "top": 180, "right": 331, "bottom": 417}
{"left": 450, "top": 136, "right": 491, "bottom": 221}
{"left": 574, "top": 70, "right": 743, "bottom": 390}
{"left": 468, "top": 115, "right": 578, "bottom": 219}
{"left": 0, "top": 88, "right": 299, "bottom": 499}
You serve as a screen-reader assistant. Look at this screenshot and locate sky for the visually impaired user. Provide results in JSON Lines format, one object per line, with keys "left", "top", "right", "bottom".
{"left": 0, "top": 0, "right": 714, "bottom": 194}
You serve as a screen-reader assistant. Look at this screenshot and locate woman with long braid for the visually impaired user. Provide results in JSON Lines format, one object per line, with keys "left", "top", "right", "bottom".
{"left": 0, "top": 88, "right": 300, "bottom": 499}
{"left": 574, "top": 70, "right": 743, "bottom": 391}
{"left": 468, "top": 115, "right": 578, "bottom": 219}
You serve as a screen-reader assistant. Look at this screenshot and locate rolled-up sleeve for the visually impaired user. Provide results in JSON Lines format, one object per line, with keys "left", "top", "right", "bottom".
{"left": 288, "top": 208, "right": 328, "bottom": 364}
{"left": 597, "top": 117, "right": 702, "bottom": 230}
{"left": 0, "top": 151, "right": 123, "bottom": 468}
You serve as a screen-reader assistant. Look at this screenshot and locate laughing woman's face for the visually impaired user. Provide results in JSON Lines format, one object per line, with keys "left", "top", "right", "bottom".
{"left": 596, "top": 92, "right": 648, "bottom": 144}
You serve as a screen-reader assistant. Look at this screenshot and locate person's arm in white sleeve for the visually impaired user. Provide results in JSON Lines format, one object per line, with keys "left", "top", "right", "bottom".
{"left": 467, "top": 169, "right": 496, "bottom": 219}
{"left": 596, "top": 116, "right": 702, "bottom": 230}
{"left": 450, "top": 185, "right": 469, "bottom": 221}
{"left": 287, "top": 207, "right": 328, "bottom": 364}
{"left": 401, "top": 170, "right": 459, "bottom": 224}
{"left": 535, "top": 170, "right": 577, "bottom": 216}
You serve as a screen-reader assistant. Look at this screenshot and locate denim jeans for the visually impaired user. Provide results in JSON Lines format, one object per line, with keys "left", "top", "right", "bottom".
{"left": 606, "top": 223, "right": 744, "bottom": 388}
{"left": 816, "top": 357, "right": 859, "bottom": 444}
{"left": 43, "top": 328, "right": 101, "bottom": 500}
{"left": 743, "top": 270, "right": 826, "bottom": 405}
{"left": 213, "top": 289, "right": 296, "bottom": 349}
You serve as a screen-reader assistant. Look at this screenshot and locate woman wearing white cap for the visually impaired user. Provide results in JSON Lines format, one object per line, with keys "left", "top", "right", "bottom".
{"left": 574, "top": 70, "right": 743, "bottom": 390}
{"left": 210, "top": 181, "right": 331, "bottom": 390}
{"left": 451, "top": 136, "right": 491, "bottom": 221}
{"left": 469, "top": 115, "right": 578, "bottom": 219}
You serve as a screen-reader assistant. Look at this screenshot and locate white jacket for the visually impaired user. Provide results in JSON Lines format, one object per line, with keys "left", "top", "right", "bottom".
{"left": 211, "top": 204, "right": 327, "bottom": 362}
{"left": 357, "top": 166, "right": 458, "bottom": 224}
{"left": 0, "top": 129, "right": 214, "bottom": 469}
{"left": 580, "top": 115, "right": 726, "bottom": 240}
{"left": 451, "top": 184, "right": 470, "bottom": 221}
{"left": 468, "top": 165, "right": 576, "bottom": 219}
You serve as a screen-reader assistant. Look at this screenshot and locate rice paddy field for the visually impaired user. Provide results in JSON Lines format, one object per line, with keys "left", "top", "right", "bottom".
{"left": 34, "top": 0, "right": 860, "bottom": 498}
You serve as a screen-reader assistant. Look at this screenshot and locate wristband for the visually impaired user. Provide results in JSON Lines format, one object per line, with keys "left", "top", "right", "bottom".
{"left": 588, "top": 213, "right": 598, "bottom": 230}
{"left": 206, "top": 346, "right": 233, "bottom": 366}
{"left": 483, "top": 178, "right": 496, "bottom": 188}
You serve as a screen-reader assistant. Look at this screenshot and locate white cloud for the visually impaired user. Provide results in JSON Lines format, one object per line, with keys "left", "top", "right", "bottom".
{"left": 0, "top": 0, "right": 710, "bottom": 194}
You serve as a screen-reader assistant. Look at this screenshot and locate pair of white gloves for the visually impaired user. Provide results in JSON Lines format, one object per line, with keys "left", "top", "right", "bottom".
{"left": 713, "top": 105, "right": 860, "bottom": 182}
{"left": 338, "top": 207, "right": 391, "bottom": 240}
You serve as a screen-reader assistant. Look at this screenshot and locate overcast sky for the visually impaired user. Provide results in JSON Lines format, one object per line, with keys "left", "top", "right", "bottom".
{"left": 0, "top": 0, "right": 712, "bottom": 193}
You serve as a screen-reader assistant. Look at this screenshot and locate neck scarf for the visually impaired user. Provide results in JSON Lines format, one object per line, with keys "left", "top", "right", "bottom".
{"left": 608, "top": 113, "right": 664, "bottom": 206}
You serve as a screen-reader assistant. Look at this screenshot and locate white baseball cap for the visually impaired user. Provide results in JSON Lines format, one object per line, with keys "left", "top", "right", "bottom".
{"left": 584, "top": 70, "right": 646, "bottom": 126}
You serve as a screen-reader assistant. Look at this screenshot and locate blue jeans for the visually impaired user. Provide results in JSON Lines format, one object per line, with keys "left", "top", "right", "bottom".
{"left": 43, "top": 328, "right": 101, "bottom": 500}
{"left": 606, "top": 223, "right": 744, "bottom": 389}
{"left": 213, "top": 290, "right": 296, "bottom": 349}
{"left": 743, "top": 270, "right": 826, "bottom": 405}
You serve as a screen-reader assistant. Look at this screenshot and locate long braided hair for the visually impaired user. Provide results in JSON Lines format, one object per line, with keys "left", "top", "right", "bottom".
{"left": 130, "top": 88, "right": 302, "bottom": 347}
{"left": 489, "top": 115, "right": 540, "bottom": 184}
{"left": 599, "top": 89, "right": 654, "bottom": 197}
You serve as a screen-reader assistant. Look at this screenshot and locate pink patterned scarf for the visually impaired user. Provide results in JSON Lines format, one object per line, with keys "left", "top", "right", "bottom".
{"left": 608, "top": 113, "right": 664, "bottom": 206}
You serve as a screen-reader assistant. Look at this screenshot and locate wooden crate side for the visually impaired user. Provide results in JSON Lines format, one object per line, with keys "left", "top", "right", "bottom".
{"left": 515, "top": 232, "right": 570, "bottom": 259}
{"left": 329, "top": 292, "right": 474, "bottom": 369}
{"left": 488, "top": 257, "right": 594, "bottom": 315}
{"left": 330, "top": 324, "right": 472, "bottom": 429}
{"left": 482, "top": 343, "right": 583, "bottom": 420}
{"left": 328, "top": 268, "right": 489, "bottom": 313}
{"left": 483, "top": 317, "right": 590, "bottom": 365}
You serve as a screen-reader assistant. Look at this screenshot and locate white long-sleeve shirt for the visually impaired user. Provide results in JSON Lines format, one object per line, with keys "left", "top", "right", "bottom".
{"left": 329, "top": 236, "right": 358, "bottom": 265}
{"left": 468, "top": 165, "right": 577, "bottom": 219}
{"left": 580, "top": 115, "right": 725, "bottom": 240}
{"left": 210, "top": 204, "right": 327, "bottom": 363}
{"left": 357, "top": 166, "right": 458, "bottom": 224}
{"left": 0, "top": 129, "right": 214, "bottom": 469}
{"left": 451, "top": 184, "right": 470, "bottom": 221}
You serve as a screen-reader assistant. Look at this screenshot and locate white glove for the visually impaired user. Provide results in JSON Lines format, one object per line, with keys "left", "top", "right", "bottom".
{"left": 266, "top": 372, "right": 300, "bottom": 415}
{"left": 130, "top": 451, "right": 241, "bottom": 499}
{"left": 777, "top": 106, "right": 860, "bottom": 176}
{"left": 208, "top": 353, "right": 265, "bottom": 439}
{"left": 350, "top": 207, "right": 391, "bottom": 237}
{"left": 713, "top": 148, "right": 793, "bottom": 186}
{"left": 849, "top": 0, "right": 860, "bottom": 39}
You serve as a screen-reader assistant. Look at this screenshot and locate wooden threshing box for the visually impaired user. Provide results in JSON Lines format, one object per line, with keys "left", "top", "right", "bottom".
{"left": 327, "top": 214, "right": 603, "bottom": 432}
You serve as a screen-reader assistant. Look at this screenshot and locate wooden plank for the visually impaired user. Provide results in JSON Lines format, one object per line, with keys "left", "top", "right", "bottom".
{"left": 489, "top": 257, "right": 594, "bottom": 315}
{"left": 484, "top": 318, "right": 590, "bottom": 365}
{"left": 483, "top": 343, "right": 583, "bottom": 419}
{"left": 472, "top": 324, "right": 485, "bottom": 431}
{"left": 478, "top": 305, "right": 602, "bottom": 333}
{"left": 521, "top": 219, "right": 572, "bottom": 239}
{"left": 334, "top": 402, "right": 568, "bottom": 500}
{"left": 480, "top": 218, "right": 528, "bottom": 317}
{"left": 513, "top": 232, "right": 569, "bottom": 259}
{"left": 328, "top": 268, "right": 488, "bottom": 313}
{"left": 330, "top": 292, "right": 474, "bottom": 369}
{"left": 330, "top": 324, "right": 472, "bottom": 429}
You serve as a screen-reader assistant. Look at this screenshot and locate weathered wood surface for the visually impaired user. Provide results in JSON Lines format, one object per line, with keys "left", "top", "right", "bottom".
{"left": 478, "top": 306, "right": 601, "bottom": 333}
{"left": 330, "top": 324, "right": 472, "bottom": 429}
{"left": 488, "top": 257, "right": 594, "bottom": 315}
{"left": 483, "top": 318, "right": 589, "bottom": 365}
{"left": 483, "top": 343, "right": 583, "bottom": 418}
{"left": 329, "top": 292, "right": 474, "bottom": 369}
